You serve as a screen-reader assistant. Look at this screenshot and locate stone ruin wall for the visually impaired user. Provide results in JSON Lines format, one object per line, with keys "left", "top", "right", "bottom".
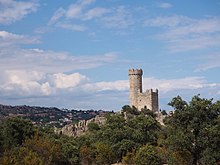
{"left": 55, "top": 115, "right": 106, "bottom": 137}
{"left": 138, "top": 91, "right": 151, "bottom": 111}
{"left": 137, "top": 89, "right": 158, "bottom": 112}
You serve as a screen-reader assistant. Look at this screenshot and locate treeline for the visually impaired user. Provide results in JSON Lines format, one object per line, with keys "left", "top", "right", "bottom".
{"left": 0, "top": 95, "right": 219, "bottom": 165}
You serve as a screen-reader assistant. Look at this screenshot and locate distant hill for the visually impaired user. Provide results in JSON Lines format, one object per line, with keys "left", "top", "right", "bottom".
{"left": 0, "top": 104, "right": 111, "bottom": 128}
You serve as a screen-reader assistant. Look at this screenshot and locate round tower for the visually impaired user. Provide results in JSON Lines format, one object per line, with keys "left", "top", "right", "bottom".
{"left": 128, "top": 68, "right": 143, "bottom": 109}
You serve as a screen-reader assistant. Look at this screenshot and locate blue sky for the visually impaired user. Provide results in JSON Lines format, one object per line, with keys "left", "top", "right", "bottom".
{"left": 0, "top": 0, "right": 220, "bottom": 111}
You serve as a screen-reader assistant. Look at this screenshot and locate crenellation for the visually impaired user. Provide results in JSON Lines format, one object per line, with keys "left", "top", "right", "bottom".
{"left": 128, "top": 68, "right": 143, "bottom": 75}
{"left": 145, "top": 89, "right": 152, "bottom": 94}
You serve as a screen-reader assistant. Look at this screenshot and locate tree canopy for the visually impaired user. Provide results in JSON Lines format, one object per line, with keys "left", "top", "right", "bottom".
{"left": 0, "top": 95, "right": 219, "bottom": 165}
{"left": 162, "top": 95, "right": 220, "bottom": 165}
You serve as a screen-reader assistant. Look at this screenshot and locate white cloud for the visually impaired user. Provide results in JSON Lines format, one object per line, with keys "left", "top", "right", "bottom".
{"left": 48, "top": 8, "right": 66, "bottom": 25}
{"left": 2, "top": 63, "right": 213, "bottom": 97}
{"left": 57, "top": 22, "right": 87, "bottom": 31}
{"left": 0, "top": 70, "right": 89, "bottom": 98}
{"left": 144, "top": 15, "right": 193, "bottom": 27}
{"left": 144, "top": 16, "right": 220, "bottom": 34}
{"left": 144, "top": 16, "right": 220, "bottom": 52}
{"left": 34, "top": 27, "right": 53, "bottom": 34}
{"left": 0, "top": 0, "right": 38, "bottom": 24}
{"left": 66, "top": 0, "right": 96, "bottom": 19}
{"left": 163, "top": 17, "right": 220, "bottom": 39}
{"left": 48, "top": 1, "right": 134, "bottom": 31}
{"left": 48, "top": 0, "right": 100, "bottom": 31}
{"left": 1, "top": 70, "right": 219, "bottom": 110}
{"left": 0, "top": 31, "right": 118, "bottom": 72}
{"left": 157, "top": 2, "right": 173, "bottom": 9}
{"left": 0, "top": 31, "right": 40, "bottom": 47}
{"left": 0, "top": 29, "right": 119, "bottom": 108}
{"left": 142, "top": 76, "right": 220, "bottom": 107}
{"left": 85, "top": 80, "right": 128, "bottom": 92}
{"left": 100, "top": 6, "right": 134, "bottom": 29}
{"left": 3, "top": 70, "right": 43, "bottom": 84}
{"left": 80, "top": 0, "right": 96, "bottom": 6}
{"left": 0, "top": 70, "right": 53, "bottom": 97}
{"left": 83, "top": 7, "right": 109, "bottom": 20}
{"left": 0, "top": 69, "right": 127, "bottom": 102}
{"left": 66, "top": 4, "right": 82, "bottom": 19}
{"left": 50, "top": 73, "right": 88, "bottom": 89}
{"left": 143, "top": 77, "right": 208, "bottom": 93}
{"left": 168, "top": 35, "right": 220, "bottom": 52}
{"left": 0, "top": 47, "right": 118, "bottom": 73}
{"left": 0, "top": 70, "right": 89, "bottom": 97}
{"left": 196, "top": 52, "right": 220, "bottom": 71}
{"left": 0, "top": 28, "right": 218, "bottom": 109}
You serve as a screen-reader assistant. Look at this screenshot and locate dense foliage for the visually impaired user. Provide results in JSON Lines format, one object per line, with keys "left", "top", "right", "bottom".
{"left": 0, "top": 95, "right": 219, "bottom": 165}
{"left": 161, "top": 95, "right": 220, "bottom": 165}
{"left": 75, "top": 108, "right": 161, "bottom": 164}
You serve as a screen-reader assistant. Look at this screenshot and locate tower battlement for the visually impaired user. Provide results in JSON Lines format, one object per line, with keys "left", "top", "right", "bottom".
{"left": 145, "top": 89, "right": 158, "bottom": 94}
{"left": 128, "top": 68, "right": 143, "bottom": 75}
{"left": 128, "top": 68, "right": 158, "bottom": 112}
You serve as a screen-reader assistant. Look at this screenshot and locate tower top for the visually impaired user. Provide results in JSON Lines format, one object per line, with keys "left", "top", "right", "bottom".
{"left": 128, "top": 68, "right": 143, "bottom": 75}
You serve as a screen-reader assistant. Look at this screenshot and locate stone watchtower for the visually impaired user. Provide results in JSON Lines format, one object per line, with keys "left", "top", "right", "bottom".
{"left": 129, "top": 69, "right": 143, "bottom": 108}
{"left": 128, "top": 68, "right": 158, "bottom": 112}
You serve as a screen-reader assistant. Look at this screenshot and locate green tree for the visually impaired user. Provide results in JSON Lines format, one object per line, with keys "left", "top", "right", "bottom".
{"left": 80, "top": 145, "right": 94, "bottom": 165}
{"left": 94, "top": 112, "right": 160, "bottom": 162}
{"left": 140, "top": 107, "right": 157, "bottom": 118}
{"left": 127, "top": 114, "right": 160, "bottom": 145}
{"left": 95, "top": 142, "right": 115, "bottom": 165}
{"left": 59, "top": 138, "right": 80, "bottom": 165}
{"left": 105, "top": 113, "right": 126, "bottom": 129}
{"left": 199, "top": 116, "right": 220, "bottom": 164}
{"left": 0, "top": 146, "right": 43, "bottom": 165}
{"left": 163, "top": 95, "right": 220, "bottom": 165}
{"left": 87, "top": 122, "right": 100, "bottom": 132}
{"left": 74, "top": 107, "right": 161, "bottom": 164}
{"left": 122, "top": 149, "right": 136, "bottom": 165}
{"left": 122, "top": 105, "right": 139, "bottom": 116}
{"left": 161, "top": 110, "right": 167, "bottom": 116}
{"left": 135, "top": 144, "right": 162, "bottom": 165}
{"left": 0, "top": 135, "right": 62, "bottom": 165}
{"left": 0, "top": 117, "right": 35, "bottom": 150}
{"left": 23, "top": 135, "right": 62, "bottom": 165}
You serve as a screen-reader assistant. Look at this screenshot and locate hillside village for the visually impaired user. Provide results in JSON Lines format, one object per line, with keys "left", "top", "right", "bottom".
{"left": 0, "top": 104, "right": 111, "bottom": 128}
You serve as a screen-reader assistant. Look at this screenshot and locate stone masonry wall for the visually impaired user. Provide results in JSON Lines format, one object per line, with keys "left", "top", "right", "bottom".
{"left": 129, "top": 69, "right": 143, "bottom": 108}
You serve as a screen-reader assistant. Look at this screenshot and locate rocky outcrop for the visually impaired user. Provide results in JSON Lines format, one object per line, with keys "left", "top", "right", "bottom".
{"left": 55, "top": 115, "right": 106, "bottom": 137}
